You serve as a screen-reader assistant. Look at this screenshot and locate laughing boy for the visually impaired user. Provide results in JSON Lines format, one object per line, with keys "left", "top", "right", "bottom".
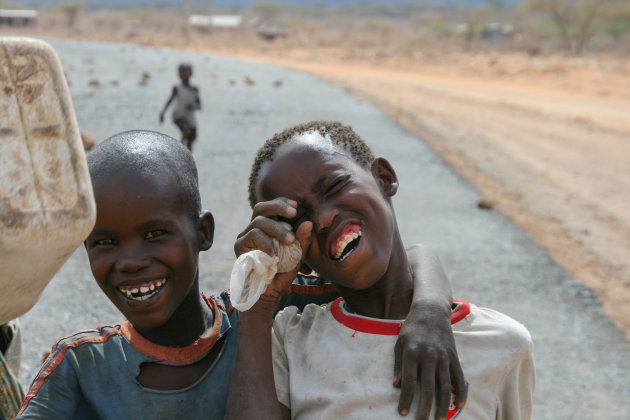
{"left": 227, "top": 121, "right": 535, "bottom": 420}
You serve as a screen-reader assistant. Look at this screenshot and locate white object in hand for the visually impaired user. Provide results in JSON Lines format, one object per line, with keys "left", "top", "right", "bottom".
{"left": 230, "top": 224, "right": 302, "bottom": 312}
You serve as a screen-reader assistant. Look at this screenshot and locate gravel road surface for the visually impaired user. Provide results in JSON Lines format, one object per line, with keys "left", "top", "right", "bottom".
{"left": 15, "top": 38, "right": 630, "bottom": 418}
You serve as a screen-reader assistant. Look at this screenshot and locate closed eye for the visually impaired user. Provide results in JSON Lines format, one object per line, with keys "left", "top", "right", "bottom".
{"left": 326, "top": 175, "right": 350, "bottom": 195}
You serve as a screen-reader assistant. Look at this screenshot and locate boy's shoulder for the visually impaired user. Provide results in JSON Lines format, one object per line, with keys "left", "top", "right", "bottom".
{"left": 41, "top": 324, "right": 127, "bottom": 366}
{"left": 19, "top": 324, "right": 128, "bottom": 413}
{"left": 454, "top": 302, "right": 533, "bottom": 359}
{"left": 50, "top": 324, "right": 124, "bottom": 349}
{"left": 179, "top": 84, "right": 199, "bottom": 92}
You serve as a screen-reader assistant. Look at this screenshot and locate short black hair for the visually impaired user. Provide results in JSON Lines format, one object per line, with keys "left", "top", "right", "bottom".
{"left": 87, "top": 130, "right": 201, "bottom": 220}
{"left": 248, "top": 120, "right": 375, "bottom": 208}
{"left": 178, "top": 63, "right": 193, "bottom": 71}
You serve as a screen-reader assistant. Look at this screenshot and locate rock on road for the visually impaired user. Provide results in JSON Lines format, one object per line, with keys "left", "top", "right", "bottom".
{"left": 16, "top": 38, "right": 630, "bottom": 418}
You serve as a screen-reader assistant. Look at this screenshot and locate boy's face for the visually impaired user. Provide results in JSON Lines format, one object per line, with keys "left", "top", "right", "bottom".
{"left": 85, "top": 169, "right": 212, "bottom": 329}
{"left": 256, "top": 134, "right": 398, "bottom": 290}
{"left": 178, "top": 66, "right": 192, "bottom": 82}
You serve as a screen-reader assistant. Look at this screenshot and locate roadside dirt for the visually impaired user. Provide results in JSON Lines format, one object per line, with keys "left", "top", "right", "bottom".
{"left": 211, "top": 48, "right": 630, "bottom": 337}
{"left": 5, "top": 21, "right": 629, "bottom": 336}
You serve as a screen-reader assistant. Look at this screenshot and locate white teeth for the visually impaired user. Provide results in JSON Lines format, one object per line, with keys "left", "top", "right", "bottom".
{"left": 334, "top": 231, "right": 362, "bottom": 260}
{"left": 118, "top": 278, "right": 167, "bottom": 301}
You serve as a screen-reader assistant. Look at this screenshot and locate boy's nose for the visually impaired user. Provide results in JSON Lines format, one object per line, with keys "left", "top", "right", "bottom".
{"left": 115, "top": 247, "right": 151, "bottom": 273}
{"left": 314, "top": 204, "right": 339, "bottom": 233}
{"left": 115, "top": 257, "right": 150, "bottom": 273}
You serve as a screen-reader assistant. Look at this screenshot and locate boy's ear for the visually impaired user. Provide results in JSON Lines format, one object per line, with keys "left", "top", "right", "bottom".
{"left": 371, "top": 157, "right": 398, "bottom": 197}
{"left": 197, "top": 211, "right": 215, "bottom": 251}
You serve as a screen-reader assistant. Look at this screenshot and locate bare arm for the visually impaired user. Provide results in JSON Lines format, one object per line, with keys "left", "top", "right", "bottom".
{"left": 226, "top": 198, "right": 311, "bottom": 420}
{"left": 408, "top": 244, "right": 452, "bottom": 304}
{"left": 226, "top": 300, "right": 290, "bottom": 420}
{"left": 193, "top": 86, "right": 201, "bottom": 110}
{"left": 395, "top": 244, "right": 467, "bottom": 420}
{"left": 159, "top": 86, "right": 177, "bottom": 122}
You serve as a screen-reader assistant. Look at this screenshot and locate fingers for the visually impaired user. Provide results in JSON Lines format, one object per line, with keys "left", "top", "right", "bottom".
{"left": 434, "top": 359, "right": 451, "bottom": 420}
{"left": 393, "top": 339, "right": 403, "bottom": 388}
{"left": 235, "top": 198, "right": 299, "bottom": 258}
{"left": 248, "top": 215, "right": 295, "bottom": 244}
{"left": 450, "top": 359, "right": 467, "bottom": 409}
{"left": 415, "top": 363, "right": 436, "bottom": 420}
{"left": 234, "top": 227, "right": 279, "bottom": 257}
{"left": 251, "top": 198, "right": 297, "bottom": 222}
{"left": 397, "top": 351, "right": 419, "bottom": 417}
{"left": 263, "top": 222, "right": 311, "bottom": 299}
{"left": 294, "top": 221, "right": 313, "bottom": 256}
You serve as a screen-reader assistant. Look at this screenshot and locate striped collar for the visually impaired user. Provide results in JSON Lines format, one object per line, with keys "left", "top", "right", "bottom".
{"left": 121, "top": 294, "right": 224, "bottom": 366}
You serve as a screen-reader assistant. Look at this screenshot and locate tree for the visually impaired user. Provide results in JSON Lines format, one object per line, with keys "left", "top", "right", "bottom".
{"left": 249, "top": 2, "right": 284, "bottom": 24}
{"left": 599, "top": 0, "right": 630, "bottom": 41}
{"left": 462, "top": 6, "right": 490, "bottom": 51}
{"left": 58, "top": 2, "right": 84, "bottom": 29}
{"left": 525, "top": 0, "right": 603, "bottom": 54}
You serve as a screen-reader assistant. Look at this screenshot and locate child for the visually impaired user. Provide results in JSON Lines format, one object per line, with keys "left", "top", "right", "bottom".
{"left": 16, "top": 130, "right": 230, "bottom": 418}
{"left": 226, "top": 121, "right": 535, "bottom": 420}
{"left": 16, "top": 130, "right": 466, "bottom": 419}
{"left": 159, "top": 63, "right": 201, "bottom": 151}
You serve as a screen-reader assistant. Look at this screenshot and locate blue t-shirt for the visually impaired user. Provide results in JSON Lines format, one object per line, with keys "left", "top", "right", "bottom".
{"left": 17, "top": 279, "right": 339, "bottom": 420}
{"left": 17, "top": 292, "right": 237, "bottom": 420}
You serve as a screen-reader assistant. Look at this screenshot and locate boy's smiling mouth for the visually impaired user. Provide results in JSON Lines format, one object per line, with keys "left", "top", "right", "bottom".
{"left": 118, "top": 278, "right": 168, "bottom": 302}
{"left": 331, "top": 224, "right": 362, "bottom": 262}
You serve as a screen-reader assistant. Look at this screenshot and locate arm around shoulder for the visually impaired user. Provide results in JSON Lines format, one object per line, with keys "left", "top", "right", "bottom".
{"left": 395, "top": 244, "right": 467, "bottom": 418}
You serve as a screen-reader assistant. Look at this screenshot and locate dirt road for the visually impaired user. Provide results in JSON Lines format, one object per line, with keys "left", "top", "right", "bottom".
{"left": 220, "top": 51, "right": 630, "bottom": 338}
{"left": 15, "top": 39, "right": 630, "bottom": 418}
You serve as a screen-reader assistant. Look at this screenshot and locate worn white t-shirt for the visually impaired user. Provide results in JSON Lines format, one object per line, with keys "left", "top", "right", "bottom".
{"left": 171, "top": 84, "right": 199, "bottom": 125}
{"left": 272, "top": 299, "right": 534, "bottom": 420}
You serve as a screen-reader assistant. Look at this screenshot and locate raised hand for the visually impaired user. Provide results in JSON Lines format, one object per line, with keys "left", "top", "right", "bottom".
{"left": 235, "top": 198, "right": 312, "bottom": 304}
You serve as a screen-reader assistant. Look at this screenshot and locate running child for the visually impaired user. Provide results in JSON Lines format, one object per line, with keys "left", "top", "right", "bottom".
{"left": 16, "top": 130, "right": 466, "bottom": 419}
{"left": 227, "top": 121, "right": 535, "bottom": 420}
{"left": 160, "top": 63, "right": 201, "bottom": 151}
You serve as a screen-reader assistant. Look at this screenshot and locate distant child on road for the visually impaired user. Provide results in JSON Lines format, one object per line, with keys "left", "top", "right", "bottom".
{"left": 160, "top": 63, "right": 201, "bottom": 151}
